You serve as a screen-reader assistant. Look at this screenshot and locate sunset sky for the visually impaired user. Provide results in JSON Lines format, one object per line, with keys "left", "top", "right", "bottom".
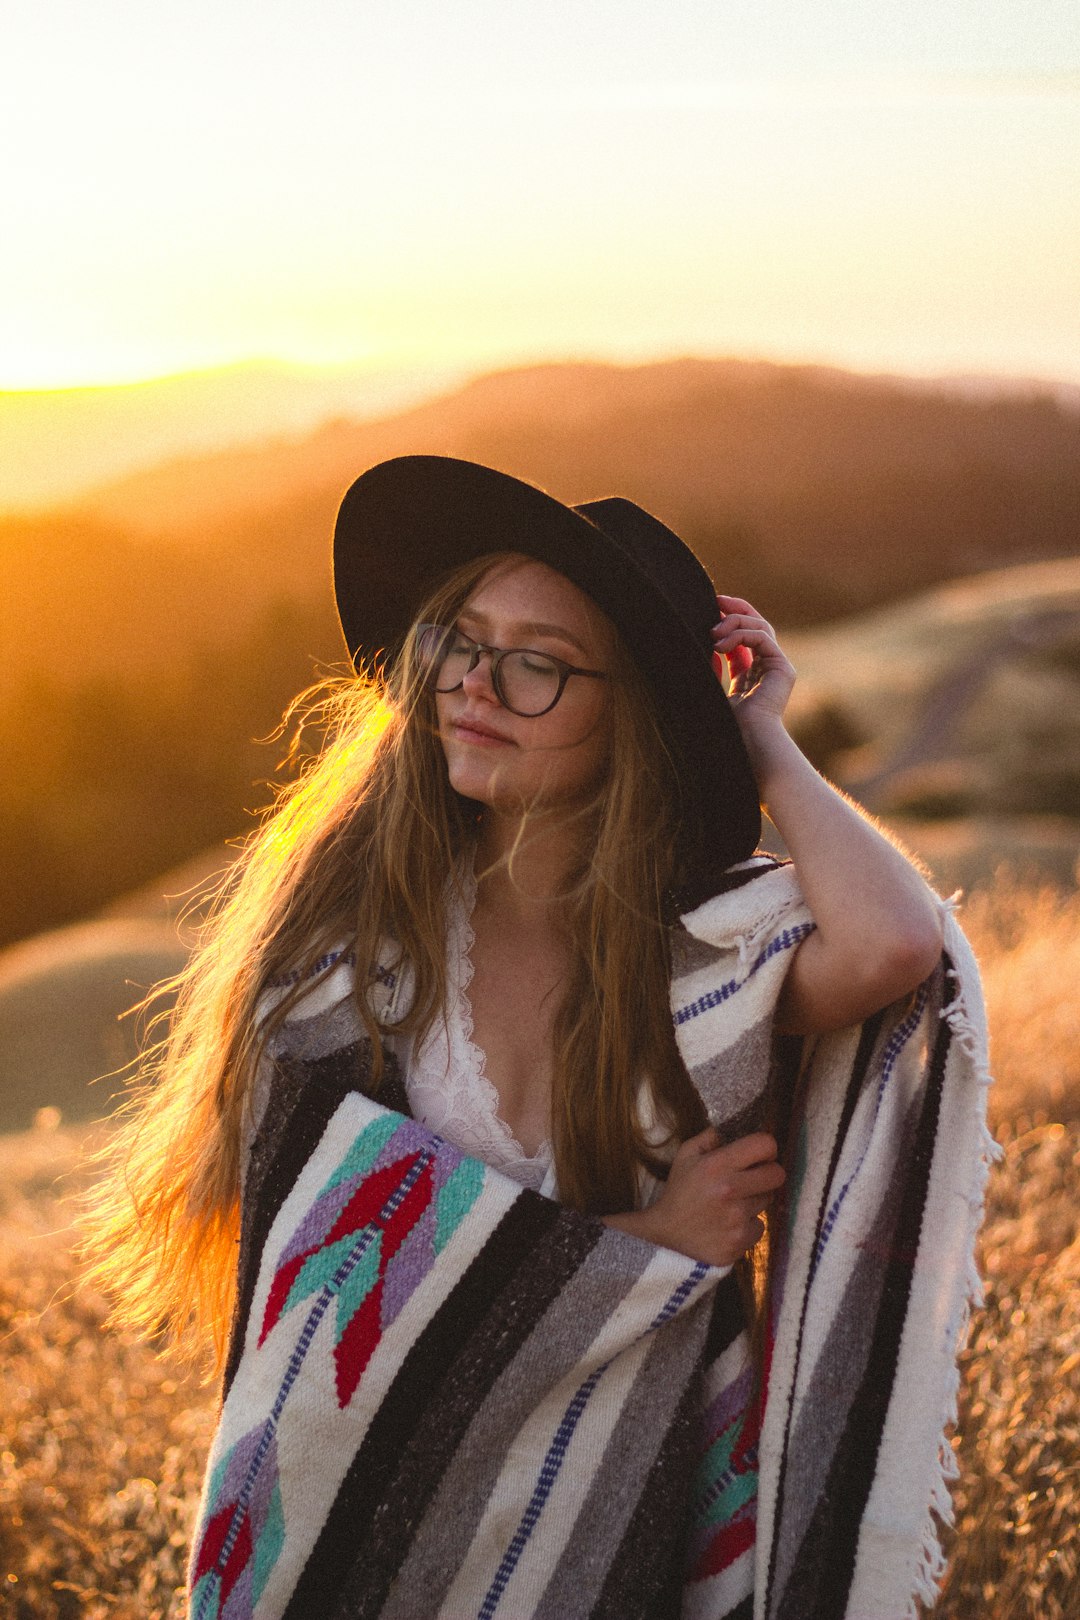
{"left": 4, "top": 0, "right": 1079, "bottom": 389}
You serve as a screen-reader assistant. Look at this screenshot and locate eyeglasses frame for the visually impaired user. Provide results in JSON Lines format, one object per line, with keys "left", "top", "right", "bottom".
{"left": 415, "top": 623, "right": 609, "bottom": 717}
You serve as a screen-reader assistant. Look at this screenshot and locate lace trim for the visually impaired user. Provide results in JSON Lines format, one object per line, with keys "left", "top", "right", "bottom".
{"left": 405, "top": 858, "right": 553, "bottom": 1190}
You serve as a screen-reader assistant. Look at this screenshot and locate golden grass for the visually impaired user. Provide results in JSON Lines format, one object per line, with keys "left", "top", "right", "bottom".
{"left": 0, "top": 874, "right": 1077, "bottom": 1617}
{"left": 925, "top": 876, "right": 1080, "bottom": 1619}
{"left": 0, "top": 1122, "right": 214, "bottom": 1618}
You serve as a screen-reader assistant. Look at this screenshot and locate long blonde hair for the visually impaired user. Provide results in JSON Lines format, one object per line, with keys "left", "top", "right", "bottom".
{"left": 82, "top": 554, "right": 707, "bottom": 1369}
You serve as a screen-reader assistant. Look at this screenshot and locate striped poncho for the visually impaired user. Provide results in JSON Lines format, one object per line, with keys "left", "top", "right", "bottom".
{"left": 189, "top": 857, "right": 994, "bottom": 1620}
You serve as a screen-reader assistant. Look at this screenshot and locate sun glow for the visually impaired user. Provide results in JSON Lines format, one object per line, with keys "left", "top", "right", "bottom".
{"left": 1, "top": 2, "right": 1078, "bottom": 393}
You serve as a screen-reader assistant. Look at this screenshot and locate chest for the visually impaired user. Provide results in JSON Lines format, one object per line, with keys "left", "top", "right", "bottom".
{"left": 465, "top": 912, "right": 568, "bottom": 1153}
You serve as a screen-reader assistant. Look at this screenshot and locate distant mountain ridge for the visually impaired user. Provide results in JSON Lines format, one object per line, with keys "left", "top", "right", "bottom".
{"left": 79, "top": 356, "right": 1080, "bottom": 543}
{"left": 0, "top": 359, "right": 463, "bottom": 510}
{"left": 2, "top": 357, "right": 1078, "bottom": 697}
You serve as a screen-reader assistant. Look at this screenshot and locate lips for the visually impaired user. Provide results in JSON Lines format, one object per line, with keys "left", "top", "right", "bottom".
{"left": 451, "top": 716, "right": 515, "bottom": 745}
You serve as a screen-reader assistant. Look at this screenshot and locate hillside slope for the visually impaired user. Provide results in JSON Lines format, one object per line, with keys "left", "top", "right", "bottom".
{"left": 2, "top": 358, "right": 1078, "bottom": 695}
{"left": 785, "top": 555, "right": 1080, "bottom": 823}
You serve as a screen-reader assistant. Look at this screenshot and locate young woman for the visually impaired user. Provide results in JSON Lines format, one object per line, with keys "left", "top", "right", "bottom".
{"left": 87, "top": 456, "right": 988, "bottom": 1620}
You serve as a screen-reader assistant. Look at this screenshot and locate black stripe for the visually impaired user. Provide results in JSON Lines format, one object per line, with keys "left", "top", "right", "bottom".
{"left": 769, "top": 1033, "right": 809, "bottom": 1165}
{"left": 276, "top": 1193, "right": 601, "bottom": 1620}
{"left": 591, "top": 1370, "right": 702, "bottom": 1620}
{"left": 703, "top": 1269, "right": 749, "bottom": 1364}
{"left": 762, "top": 1004, "right": 887, "bottom": 1609}
{"left": 710, "top": 858, "right": 788, "bottom": 897}
{"left": 773, "top": 957, "right": 954, "bottom": 1620}
{"left": 223, "top": 1041, "right": 385, "bottom": 1395}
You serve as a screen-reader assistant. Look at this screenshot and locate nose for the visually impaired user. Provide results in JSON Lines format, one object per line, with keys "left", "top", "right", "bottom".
{"left": 460, "top": 647, "right": 501, "bottom": 704}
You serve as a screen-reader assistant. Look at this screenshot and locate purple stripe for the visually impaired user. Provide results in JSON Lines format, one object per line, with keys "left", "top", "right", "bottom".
{"left": 702, "top": 1358, "right": 754, "bottom": 1443}
{"left": 380, "top": 1200, "right": 438, "bottom": 1327}
{"left": 267, "top": 952, "right": 397, "bottom": 991}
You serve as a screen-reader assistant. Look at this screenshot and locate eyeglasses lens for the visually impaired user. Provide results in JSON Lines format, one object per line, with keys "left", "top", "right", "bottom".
{"left": 497, "top": 651, "right": 561, "bottom": 715}
{"left": 417, "top": 627, "right": 561, "bottom": 716}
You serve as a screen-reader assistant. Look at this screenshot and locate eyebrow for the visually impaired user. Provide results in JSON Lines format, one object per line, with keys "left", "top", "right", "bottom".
{"left": 456, "top": 609, "right": 592, "bottom": 658}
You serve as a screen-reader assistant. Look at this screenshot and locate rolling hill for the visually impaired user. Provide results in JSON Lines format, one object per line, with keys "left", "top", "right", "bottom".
{"left": 2, "top": 358, "right": 1078, "bottom": 700}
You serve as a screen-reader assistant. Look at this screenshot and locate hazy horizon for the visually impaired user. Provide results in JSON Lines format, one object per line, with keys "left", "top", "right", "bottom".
{"left": 4, "top": 348, "right": 1079, "bottom": 514}
{"left": 4, "top": 1, "right": 1077, "bottom": 393}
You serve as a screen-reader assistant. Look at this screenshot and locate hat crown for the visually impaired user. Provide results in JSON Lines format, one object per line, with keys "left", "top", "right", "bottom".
{"left": 574, "top": 496, "right": 717, "bottom": 653}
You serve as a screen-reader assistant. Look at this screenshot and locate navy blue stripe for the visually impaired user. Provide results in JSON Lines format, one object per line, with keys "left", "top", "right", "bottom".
{"left": 673, "top": 923, "right": 815, "bottom": 1027}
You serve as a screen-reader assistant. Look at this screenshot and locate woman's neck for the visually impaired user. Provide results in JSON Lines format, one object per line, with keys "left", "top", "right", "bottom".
{"left": 473, "top": 810, "right": 583, "bottom": 919}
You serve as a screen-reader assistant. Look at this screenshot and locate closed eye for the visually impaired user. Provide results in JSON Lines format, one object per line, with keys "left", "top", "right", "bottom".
{"left": 519, "top": 651, "right": 559, "bottom": 674}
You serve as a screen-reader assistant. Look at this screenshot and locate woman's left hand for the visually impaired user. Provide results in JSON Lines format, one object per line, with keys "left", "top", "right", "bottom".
{"left": 711, "top": 595, "right": 796, "bottom": 735}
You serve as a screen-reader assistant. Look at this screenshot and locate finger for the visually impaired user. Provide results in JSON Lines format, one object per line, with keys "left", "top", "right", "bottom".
{"left": 712, "top": 645, "right": 755, "bottom": 690}
{"left": 676, "top": 1125, "right": 722, "bottom": 1160}
{"left": 711, "top": 612, "right": 774, "bottom": 640}
{"left": 724, "top": 1209, "right": 767, "bottom": 1254}
{"left": 712, "top": 623, "right": 778, "bottom": 653}
{"left": 726, "top": 1162, "right": 787, "bottom": 1200}
{"left": 709, "top": 1132, "right": 780, "bottom": 1170}
{"left": 715, "top": 594, "right": 758, "bottom": 615}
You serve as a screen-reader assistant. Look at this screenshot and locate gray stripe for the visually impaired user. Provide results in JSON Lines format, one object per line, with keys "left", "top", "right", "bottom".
{"left": 377, "top": 1229, "right": 663, "bottom": 1620}
{"left": 671, "top": 928, "right": 727, "bottom": 977}
{"left": 531, "top": 1291, "right": 714, "bottom": 1620}
{"left": 689, "top": 1016, "right": 774, "bottom": 1132}
{"left": 273, "top": 992, "right": 365, "bottom": 1062}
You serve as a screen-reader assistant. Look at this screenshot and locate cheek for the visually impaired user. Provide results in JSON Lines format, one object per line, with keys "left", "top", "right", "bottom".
{"left": 555, "top": 700, "right": 612, "bottom": 790}
{"left": 434, "top": 692, "right": 465, "bottom": 757}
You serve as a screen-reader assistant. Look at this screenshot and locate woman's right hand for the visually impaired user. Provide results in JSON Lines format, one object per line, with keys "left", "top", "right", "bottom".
{"left": 605, "top": 1129, "right": 785, "bottom": 1267}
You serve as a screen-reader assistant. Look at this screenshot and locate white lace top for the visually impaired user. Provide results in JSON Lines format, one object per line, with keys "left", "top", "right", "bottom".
{"left": 383, "top": 862, "right": 557, "bottom": 1196}
{"left": 250, "top": 863, "right": 669, "bottom": 1204}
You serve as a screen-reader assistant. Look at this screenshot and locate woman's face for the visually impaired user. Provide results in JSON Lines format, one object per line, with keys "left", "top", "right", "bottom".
{"left": 434, "top": 557, "right": 614, "bottom": 817}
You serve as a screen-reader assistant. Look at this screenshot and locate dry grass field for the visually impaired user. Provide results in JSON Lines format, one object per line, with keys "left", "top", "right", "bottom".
{"left": 0, "top": 872, "right": 1077, "bottom": 1619}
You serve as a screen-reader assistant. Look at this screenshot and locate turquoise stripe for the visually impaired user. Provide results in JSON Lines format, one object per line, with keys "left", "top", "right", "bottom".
{"left": 206, "top": 1448, "right": 230, "bottom": 1512}
{"left": 698, "top": 1416, "right": 739, "bottom": 1485}
{"left": 189, "top": 1572, "right": 219, "bottom": 1620}
{"left": 320, "top": 1112, "right": 402, "bottom": 1196}
{"left": 697, "top": 1464, "right": 758, "bottom": 1529}
{"left": 435, "top": 1156, "right": 486, "bottom": 1251}
{"left": 252, "top": 1481, "right": 285, "bottom": 1604}
{"left": 285, "top": 1230, "right": 377, "bottom": 1316}
{"left": 333, "top": 1238, "right": 383, "bottom": 1340}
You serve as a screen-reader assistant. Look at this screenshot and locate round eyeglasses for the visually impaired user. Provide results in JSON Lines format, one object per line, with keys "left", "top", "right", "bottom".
{"left": 415, "top": 624, "right": 608, "bottom": 717}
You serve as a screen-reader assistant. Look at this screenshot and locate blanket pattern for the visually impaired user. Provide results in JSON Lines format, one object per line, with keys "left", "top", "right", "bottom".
{"left": 190, "top": 857, "right": 993, "bottom": 1620}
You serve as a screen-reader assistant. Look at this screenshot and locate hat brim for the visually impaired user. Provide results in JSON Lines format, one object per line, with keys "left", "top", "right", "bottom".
{"left": 333, "top": 455, "right": 761, "bottom": 902}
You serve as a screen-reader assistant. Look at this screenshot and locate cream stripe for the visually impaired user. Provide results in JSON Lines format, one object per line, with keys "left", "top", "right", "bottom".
{"left": 260, "top": 1184, "right": 520, "bottom": 1617}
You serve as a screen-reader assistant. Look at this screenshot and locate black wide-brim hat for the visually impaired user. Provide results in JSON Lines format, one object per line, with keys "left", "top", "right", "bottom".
{"left": 333, "top": 455, "right": 761, "bottom": 905}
